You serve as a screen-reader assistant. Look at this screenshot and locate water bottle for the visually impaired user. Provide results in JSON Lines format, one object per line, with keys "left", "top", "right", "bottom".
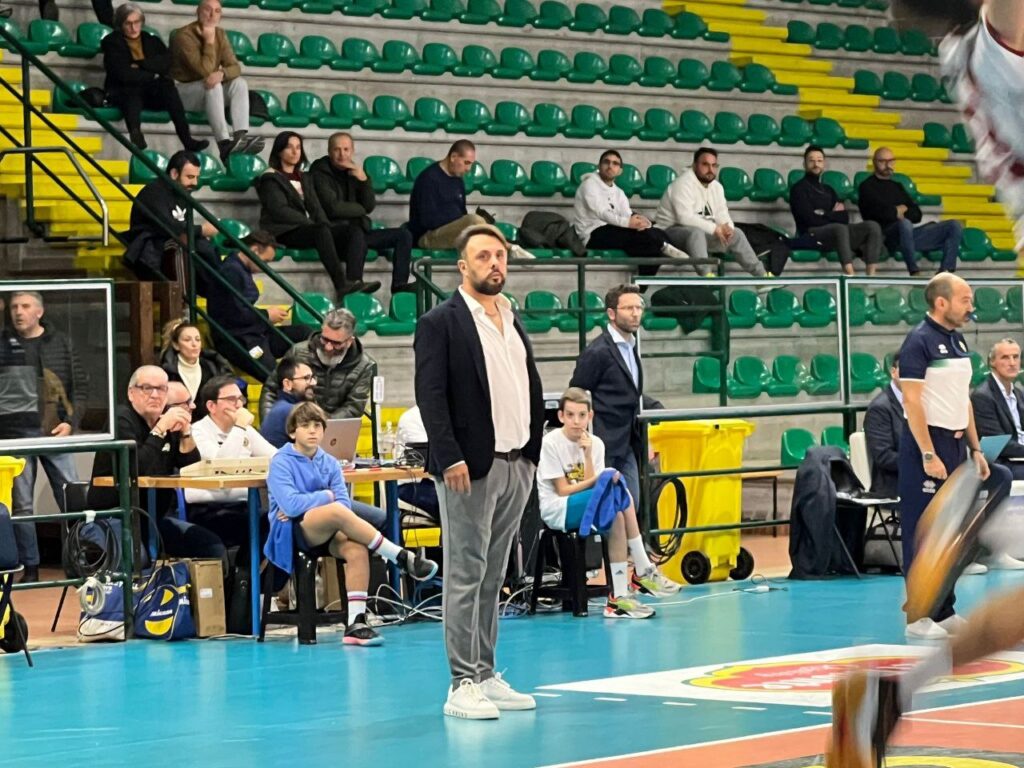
{"left": 379, "top": 420, "right": 396, "bottom": 461}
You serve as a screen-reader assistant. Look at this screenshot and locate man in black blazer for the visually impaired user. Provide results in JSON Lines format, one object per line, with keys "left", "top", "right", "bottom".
{"left": 414, "top": 224, "right": 544, "bottom": 720}
{"left": 971, "top": 338, "right": 1024, "bottom": 480}
{"left": 569, "top": 284, "right": 662, "bottom": 506}
{"left": 863, "top": 353, "right": 905, "bottom": 498}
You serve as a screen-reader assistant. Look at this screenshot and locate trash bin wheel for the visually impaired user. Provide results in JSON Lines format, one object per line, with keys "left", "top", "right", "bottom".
{"left": 729, "top": 547, "right": 755, "bottom": 581}
{"left": 681, "top": 551, "right": 712, "bottom": 584}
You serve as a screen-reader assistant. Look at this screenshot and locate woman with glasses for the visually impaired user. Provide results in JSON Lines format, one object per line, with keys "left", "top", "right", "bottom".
{"left": 159, "top": 320, "right": 233, "bottom": 420}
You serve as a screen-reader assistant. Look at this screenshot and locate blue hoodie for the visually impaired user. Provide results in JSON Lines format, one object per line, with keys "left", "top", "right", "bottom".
{"left": 265, "top": 443, "right": 351, "bottom": 574}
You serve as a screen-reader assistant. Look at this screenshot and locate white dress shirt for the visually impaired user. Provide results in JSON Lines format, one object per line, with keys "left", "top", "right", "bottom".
{"left": 993, "top": 373, "right": 1024, "bottom": 444}
{"left": 185, "top": 415, "right": 278, "bottom": 503}
{"left": 606, "top": 323, "right": 639, "bottom": 388}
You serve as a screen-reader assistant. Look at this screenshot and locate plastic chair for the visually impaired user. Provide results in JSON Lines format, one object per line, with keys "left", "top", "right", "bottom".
{"left": 602, "top": 106, "right": 642, "bottom": 140}
{"left": 527, "top": 103, "right": 569, "bottom": 137}
{"left": 568, "top": 52, "right": 608, "bottom": 84}
{"left": 726, "top": 289, "right": 760, "bottom": 329}
{"left": 533, "top": 49, "right": 572, "bottom": 81}
{"left": 405, "top": 97, "right": 453, "bottom": 132}
{"left": 675, "top": 58, "right": 709, "bottom": 90}
{"left": 780, "top": 428, "right": 816, "bottom": 467}
{"left": 413, "top": 42, "right": 459, "bottom": 75}
{"left": 640, "top": 164, "right": 676, "bottom": 200}
{"left": 639, "top": 55, "right": 676, "bottom": 88}
{"left": 821, "top": 426, "right": 850, "bottom": 453}
{"left": 850, "top": 352, "right": 884, "bottom": 393}
{"left": 678, "top": 110, "right": 712, "bottom": 142}
{"left": 332, "top": 37, "right": 381, "bottom": 71}
{"left": 605, "top": 5, "right": 640, "bottom": 35}
{"left": 800, "top": 288, "right": 836, "bottom": 327}
{"left": 604, "top": 53, "right": 642, "bottom": 86}
{"left": 454, "top": 45, "right": 497, "bottom": 77}
{"left": 806, "top": 354, "right": 840, "bottom": 395}
{"left": 259, "top": 541, "right": 347, "bottom": 644}
{"left": 373, "top": 40, "right": 420, "bottom": 73}
{"left": 710, "top": 112, "right": 746, "bottom": 144}
{"left": 493, "top": 47, "right": 534, "bottom": 79}
{"left": 744, "top": 114, "right": 781, "bottom": 146}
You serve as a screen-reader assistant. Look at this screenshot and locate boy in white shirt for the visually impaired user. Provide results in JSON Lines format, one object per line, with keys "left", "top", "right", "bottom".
{"left": 537, "top": 387, "right": 679, "bottom": 619}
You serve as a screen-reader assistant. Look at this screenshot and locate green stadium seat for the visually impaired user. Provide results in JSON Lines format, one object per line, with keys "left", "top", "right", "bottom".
{"left": 814, "top": 117, "right": 868, "bottom": 150}
{"left": 779, "top": 115, "right": 813, "bottom": 147}
{"left": 498, "top": 0, "right": 536, "bottom": 26}
{"left": 815, "top": 22, "right": 843, "bottom": 50}
{"left": 853, "top": 69, "right": 883, "bottom": 97}
{"left": 524, "top": 160, "right": 568, "bottom": 196}
{"left": 533, "top": 49, "right": 572, "bottom": 81}
{"left": 484, "top": 159, "right": 528, "bottom": 195}
{"left": 570, "top": 2, "right": 606, "bottom": 32}
{"left": 448, "top": 98, "right": 493, "bottom": 133}
{"left": 773, "top": 356, "right": 809, "bottom": 395}
{"left": 693, "top": 357, "right": 722, "bottom": 395}
{"left": 61, "top": 21, "right": 110, "bottom": 58}
{"left": 639, "top": 55, "right": 675, "bottom": 88}
{"left": 603, "top": 106, "right": 642, "bottom": 140}
{"left": 341, "top": 0, "right": 387, "bottom": 14}
{"left": 605, "top": 53, "right": 642, "bottom": 86}
{"left": 193, "top": 151, "right": 225, "bottom": 187}
{"left": 256, "top": 32, "right": 298, "bottom": 66}
{"left": 493, "top": 46, "right": 534, "bottom": 79}
{"left": 293, "top": 292, "right": 334, "bottom": 328}
{"left": 559, "top": 290, "right": 605, "bottom": 332}
{"left": 566, "top": 161, "right": 596, "bottom": 196}
{"left": 605, "top": 5, "right": 640, "bottom": 35}
{"left": 331, "top": 37, "right": 380, "bottom": 71}
{"left": 922, "top": 122, "right": 952, "bottom": 149}
{"left": 806, "top": 354, "right": 839, "bottom": 396}
{"left": 454, "top": 44, "right": 497, "bottom": 77}
{"left": 0, "top": 19, "right": 48, "bottom": 55}
{"left": 274, "top": 91, "right": 322, "bottom": 128}
{"left": 375, "top": 293, "right": 418, "bottom": 336}
{"left": 718, "top": 167, "right": 752, "bottom": 202}
{"left": 974, "top": 286, "right": 1005, "bottom": 323}
{"left": 969, "top": 351, "right": 988, "bottom": 387}
{"left": 27, "top": 19, "right": 71, "bottom": 52}
{"left": 224, "top": 29, "right": 277, "bottom": 67}
{"left": 464, "top": 161, "right": 488, "bottom": 195}
{"left": 674, "top": 10, "right": 727, "bottom": 42}
{"left": 740, "top": 63, "right": 797, "bottom": 95}
{"left": 707, "top": 60, "right": 742, "bottom": 92}
{"left": 822, "top": 170, "right": 853, "bottom": 202}
{"left": 381, "top": 0, "right": 424, "bottom": 17}
{"left": 413, "top": 42, "right": 458, "bottom": 75}
{"left": 344, "top": 293, "right": 387, "bottom": 332}
{"left": 871, "top": 287, "right": 907, "bottom": 325}
{"left": 678, "top": 109, "right": 712, "bottom": 142}
{"left": 744, "top": 113, "right": 780, "bottom": 146}
{"left": 882, "top": 71, "right": 911, "bottom": 101}
{"left": 727, "top": 289, "right": 760, "bottom": 329}
{"left": 951, "top": 123, "right": 975, "bottom": 154}
{"left": 892, "top": 173, "right": 940, "bottom": 206}
{"left": 710, "top": 111, "right": 746, "bottom": 144}
{"left": 463, "top": 0, "right": 502, "bottom": 23}
{"left": 800, "top": 288, "right": 836, "bottom": 327}
{"left": 526, "top": 102, "right": 568, "bottom": 137}
{"left": 564, "top": 104, "right": 606, "bottom": 139}
{"left": 905, "top": 285, "right": 928, "bottom": 320}
{"left": 843, "top": 23, "right": 872, "bottom": 52}
{"left": 524, "top": 290, "right": 564, "bottom": 332}
{"left": 731, "top": 357, "right": 770, "bottom": 398}
{"left": 749, "top": 169, "right": 787, "bottom": 202}
{"left": 1005, "top": 286, "right": 1023, "bottom": 322}
{"left": 372, "top": 40, "right": 420, "bottom": 73}
{"left": 53, "top": 81, "right": 121, "bottom": 120}
{"left": 212, "top": 218, "right": 251, "bottom": 249}
{"left": 568, "top": 51, "right": 608, "bottom": 84}
{"left": 850, "top": 352, "right": 884, "bottom": 393}
{"left": 362, "top": 94, "right": 410, "bottom": 131}
{"left": 911, "top": 73, "right": 943, "bottom": 102}
{"left": 291, "top": 35, "right": 341, "bottom": 69}
{"left": 847, "top": 286, "right": 870, "bottom": 327}
{"left": 495, "top": 221, "right": 518, "bottom": 244}
{"left": 403, "top": 156, "right": 434, "bottom": 193}
{"left": 129, "top": 149, "right": 168, "bottom": 184}
{"left": 872, "top": 26, "right": 901, "bottom": 54}
{"left": 639, "top": 108, "right": 679, "bottom": 142}
{"left": 210, "top": 152, "right": 267, "bottom": 191}
{"left": 535, "top": 0, "right": 571, "bottom": 28}
{"left": 638, "top": 7, "right": 673, "bottom": 37}
{"left": 761, "top": 288, "right": 801, "bottom": 328}
{"left": 642, "top": 310, "right": 678, "bottom": 332}
{"left": 780, "top": 428, "right": 816, "bottom": 467}
{"left": 787, "top": 20, "right": 815, "bottom": 45}
{"left": 364, "top": 155, "right": 404, "bottom": 193}
{"left": 959, "top": 227, "right": 991, "bottom": 261}
{"left": 404, "top": 97, "right": 452, "bottom": 132}
{"left": 325, "top": 93, "right": 370, "bottom": 129}
{"left": 675, "top": 58, "right": 709, "bottom": 90}
{"left": 487, "top": 100, "right": 531, "bottom": 135}
{"left": 420, "top": 0, "right": 463, "bottom": 22}
{"left": 615, "top": 164, "right": 645, "bottom": 197}
{"left": 640, "top": 164, "right": 676, "bottom": 199}
{"left": 820, "top": 426, "right": 849, "bottom": 452}
{"left": 900, "top": 28, "right": 934, "bottom": 56}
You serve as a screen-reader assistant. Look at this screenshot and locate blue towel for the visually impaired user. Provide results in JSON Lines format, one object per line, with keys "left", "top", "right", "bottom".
{"left": 579, "top": 468, "right": 630, "bottom": 536}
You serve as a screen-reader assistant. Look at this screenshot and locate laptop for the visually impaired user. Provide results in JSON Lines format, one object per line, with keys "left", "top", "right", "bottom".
{"left": 980, "top": 434, "right": 1011, "bottom": 463}
{"left": 321, "top": 418, "right": 362, "bottom": 463}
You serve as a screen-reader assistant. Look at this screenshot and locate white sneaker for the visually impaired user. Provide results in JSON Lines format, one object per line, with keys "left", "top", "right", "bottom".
{"left": 962, "top": 562, "right": 989, "bottom": 575}
{"left": 478, "top": 673, "right": 536, "bottom": 711}
{"left": 905, "top": 617, "right": 948, "bottom": 640}
{"left": 509, "top": 244, "right": 537, "bottom": 260}
{"left": 444, "top": 679, "right": 500, "bottom": 720}
{"left": 604, "top": 592, "right": 656, "bottom": 619}
{"left": 983, "top": 552, "right": 1024, "bottom": 570}
{"left": 938, "top": 614, "right": 969, "bottom": 634}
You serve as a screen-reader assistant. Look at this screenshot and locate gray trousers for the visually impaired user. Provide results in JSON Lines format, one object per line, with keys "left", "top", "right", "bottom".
{"left": 175, "top": 77, "right": 249, "bottom": 142}
{"left": 437, "top": 456, "right": 534, "bottom": 686}
{"left": 663, "top": 225, "right": 766, "bottom": 277}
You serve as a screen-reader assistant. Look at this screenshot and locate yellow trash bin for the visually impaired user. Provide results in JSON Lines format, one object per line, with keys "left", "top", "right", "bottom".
{"left": 0, "top": 456, "right": 25, "bottom": 511}
{"left": 648, "top": 420, "right": 755, "bottom": 584}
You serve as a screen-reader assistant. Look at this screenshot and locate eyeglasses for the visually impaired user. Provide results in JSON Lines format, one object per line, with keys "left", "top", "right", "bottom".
{"left": 132, "top": 384, "right": 168, "bottom": 396}
{"left": 216, "top": 395, "right": 247, "bottom": 406}
{"left": 289, "top": 374, "right": 316, "bottom": 383}
{"left": 320, "top": 335, "right": 353, "bottom": 350}
{"left": 616, "top": 304, "right": 645, "bottom": 313}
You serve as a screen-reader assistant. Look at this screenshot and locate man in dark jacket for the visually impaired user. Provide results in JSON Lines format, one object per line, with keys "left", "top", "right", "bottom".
{"left": 858, "top": 147, "right": 961, "bottom": 275}
{"left": 258, "top": 308, "right": 374, "bottom": 422}
{"left": 789, "top": 145, "right": 882, "bottom": 276}
{"left": 971, "top": 338, "right": 1024, "bottom": 480}
{"left": 206, "top": 230, "right": 311, "bottom": 380}
{"left": 309, "top": 133, "right": 414, "bottom": 294}
{"left": 863, "top": 352, "right": 904, "bottom": 498}
{"left": 408, "top": 139, "right": 487, "bottom": 250}
{"left": 569, "top": 284, "right": 663, "bottom": 506}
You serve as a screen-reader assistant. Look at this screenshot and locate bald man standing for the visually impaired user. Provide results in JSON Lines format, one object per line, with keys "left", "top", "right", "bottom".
{"left": 857, "top": 147, "right": 962, "bottom": 275}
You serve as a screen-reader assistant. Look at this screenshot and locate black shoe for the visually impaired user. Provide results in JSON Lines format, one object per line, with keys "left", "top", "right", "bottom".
{"left": 343, "top": 618, "right": 383, "bottom": 647}
{"left": 128, "top": 130, "right": 147, "bottom": 150}
{"left": 183, "top": 137, "right": 209, "bottom": 153}
{"left": 18, "top": 565, "right": 38, "bottom": 584}
{"left": 218, "top": 134, "right": 242, "bottom": 163}
{"left": 0, "top": 6, "right": 13, "bottom": 18}
{"left": 238, "top": 134, "right": 265, "bottom": 155}
{"left": 391, "top": 283, "right": 416, "bottom": 294}
{"left": 39, "top": 0, "right": 58, "bottom": 20}
{"left": 358, "top": 280, "right": 382, "bottom": 294}
{"left": 399, "top": 549, "right": 438, "bottom": 582}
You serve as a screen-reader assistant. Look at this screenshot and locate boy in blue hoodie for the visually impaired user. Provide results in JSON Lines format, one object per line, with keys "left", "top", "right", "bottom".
{"left": 537, "top": 388, "right": 679, "bottom": 620}
{"left": 266, "top": 401, "right": 438, "bottom": 646}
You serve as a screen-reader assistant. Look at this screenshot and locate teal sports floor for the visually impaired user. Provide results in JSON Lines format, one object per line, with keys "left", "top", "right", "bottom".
{"left": 4, "top": 571, "right": 1024, "bottom": 767}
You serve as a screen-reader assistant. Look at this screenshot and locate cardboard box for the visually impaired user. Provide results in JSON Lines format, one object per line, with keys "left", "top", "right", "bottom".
{"left": 187, "top": 559, "right": 226, "bottom": 637}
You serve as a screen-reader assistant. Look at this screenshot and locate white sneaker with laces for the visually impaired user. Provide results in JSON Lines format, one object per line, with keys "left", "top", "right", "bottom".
{"left": 938, "top": 614, "right": 969, "bottom": 634}
{"left": 962, "top": 562, "right": 988, "bottom": 575}
{"left": 478, "top": 673, "right": 536, "bottom": 711}
{"left": 983, "top": 552, "right": 1024, "bottom": 570}
{"left": 444, "top": 679, "right": 500, "bottom": 720}
{"left": 905, "top": 617, "right": 948, "bottom": 640}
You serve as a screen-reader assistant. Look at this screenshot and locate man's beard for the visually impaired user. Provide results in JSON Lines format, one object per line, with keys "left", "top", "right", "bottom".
{"left": 316, "top": 345, "right": 346, "bottom": 367}
{"left": 471, "top": 273, "right": 505, "bottom": 296}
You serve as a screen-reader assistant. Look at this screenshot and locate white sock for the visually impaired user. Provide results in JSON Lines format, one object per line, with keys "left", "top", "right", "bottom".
{"left": 610, "top": 562, "right": 629, "bottom": 597}
{"left": 348, "top": 591, "right": 367, "bottom": 622}
{"left": 628, "top": 536, "right": 654, "bottom": 574}
{"left": 899, "top": 644, "right": 952, "bottom": 711}
{"left": 368, "top": 532, "right": 402, "bottom": 563}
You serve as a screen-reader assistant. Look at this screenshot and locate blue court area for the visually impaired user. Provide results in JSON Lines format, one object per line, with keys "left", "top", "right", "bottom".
{"left": 4, "top": 571, "right": 1024, "bottom": 768}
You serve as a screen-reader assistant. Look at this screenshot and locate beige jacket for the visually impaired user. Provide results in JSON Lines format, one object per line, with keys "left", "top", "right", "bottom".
{"left": 169, "top": 22, "right": 242, "bottom": 83}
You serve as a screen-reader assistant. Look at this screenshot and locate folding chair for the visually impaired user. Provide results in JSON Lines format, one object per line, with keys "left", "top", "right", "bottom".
{"left": 0, "top": 505, "right": 32, "bottom": 666}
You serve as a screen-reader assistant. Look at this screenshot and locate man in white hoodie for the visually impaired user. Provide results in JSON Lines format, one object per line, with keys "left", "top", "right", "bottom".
{"left": 655, "top": 148, "right": 768, "bottom": 278}
{"left": 572, "top": 150, "right": 690, "bottom": 268}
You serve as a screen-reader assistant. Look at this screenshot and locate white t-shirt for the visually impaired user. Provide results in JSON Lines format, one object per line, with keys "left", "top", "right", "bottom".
{"left": 537, "top": 429, "right": 605, "bottom": 530}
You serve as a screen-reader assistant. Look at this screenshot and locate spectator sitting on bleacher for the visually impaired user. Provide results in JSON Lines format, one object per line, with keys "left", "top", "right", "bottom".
{"left": 124, "top": 150, "right": 218, "bottom": 283}
{"left": 169, "top": 0, "right": 263, "bottom": 162}
{"left": 408, "top": 139, "right": 487, "bottom": 250}
{"left": 572, "top": 150, "right": 689, "bottom": 266}
{"left": 206, "top": 230, "right": 312, "bottom": 381}
{"left": 789, "top": 145, "right": 882, "bottom": 276}
{"left": 159, "top": 320, "right": 232, "bottom": 421}
{"left": 259, "top": 308, "right": 374, "bottom": 424}
{"left": 394, "top": 405, "right": 439, "bottom": 522}
{"left": 654, "top": 147, "right": 770, "bottom": 279}
{"left": 858, "top": 147, "right": 962, "bottom": 276}
{"left": 309, "top": 132, "right": 415, "bottom": 295}
{"left": 257, "top": 132, "right": 379, "bottom": 302}
{"left": 102, "top": 3, "right": 208, "bottom": 153}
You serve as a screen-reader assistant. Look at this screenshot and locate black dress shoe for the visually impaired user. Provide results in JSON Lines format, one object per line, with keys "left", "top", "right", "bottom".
{"left": 18, "top": 565, "right": 38, "bottom": 584}
{"left": 391, "top": 283, "right": 417, "bottom": 294}
{"left": 358, "top": 280, "right": 382, "bottom": 294}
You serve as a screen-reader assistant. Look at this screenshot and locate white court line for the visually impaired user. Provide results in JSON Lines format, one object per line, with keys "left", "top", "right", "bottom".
{"left": 594, "top": 697, "right": 627, "bottom": 702}
{"left": 663, "top": 702, "right": 696, "bottom": 707}
{"left": 539, "top": 693, "right": 1024, "bottom": 767}
{"left": 732, "top": 706, "right": 767, "bottom": 712}
{"left": 533, "top": 693, "right": 562, "bottom": 698}
{"left": 906, "top": 716, "right": 1024, "bottom": 730}
{"left": 802, "top": 711, "right": 832, "bottom": 717}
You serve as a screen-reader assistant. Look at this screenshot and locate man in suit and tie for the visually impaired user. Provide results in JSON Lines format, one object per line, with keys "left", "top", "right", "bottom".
{"left": 972, "top": 338, "right": 1024, "bottom": 480}
{"left": 569, "top": 284, "right": 663, "bottom": 507}
{"left": 863, "top": 352, "right": 905, "bottom": 499}
{"left": 414, "top": 223, "right": 545, "bottom": 720}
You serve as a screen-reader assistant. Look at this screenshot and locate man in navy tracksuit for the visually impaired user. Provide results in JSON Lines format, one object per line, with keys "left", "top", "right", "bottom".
{"left": 898, "top": 273, "right": 1011, "bottom": 640}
